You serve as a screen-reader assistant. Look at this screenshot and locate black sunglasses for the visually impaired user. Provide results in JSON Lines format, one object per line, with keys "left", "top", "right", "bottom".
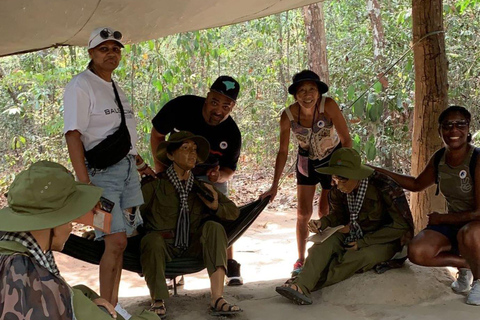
{"left": 441, "top": 120, "right": 469, "bottom": 131}
{"left": 99, "top": 28, "right": 122, "bottom": 41}
{"left": 89, "top": 28, "right": 123, "bottom": 47}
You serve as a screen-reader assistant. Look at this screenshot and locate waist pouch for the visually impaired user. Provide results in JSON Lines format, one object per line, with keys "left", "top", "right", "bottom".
{"left": 84, "top": 125, "right": 131, "bottom": 169}
{"left": 84, "top": 79, "right": 131, "bottom": 170}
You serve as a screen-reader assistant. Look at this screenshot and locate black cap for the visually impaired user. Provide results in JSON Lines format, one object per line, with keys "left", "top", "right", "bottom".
{"left": 288, "top": 70, "right": 329, "bottom": 95}
{"left": 210, "top": 76, "right": 240, "bottom": 102}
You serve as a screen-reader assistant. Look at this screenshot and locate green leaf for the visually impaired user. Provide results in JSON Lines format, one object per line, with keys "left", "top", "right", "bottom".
{"left": 153, "top": 79, "right": 163, "bottom": 92}
{"left": 347, "top": 85, "right": 356, "bottom": 101}
{"left": 373, "top": 82, "right": 383, "bottom": 93}
{"left": 365, "top": 135, "right": 377, "bottom": 161}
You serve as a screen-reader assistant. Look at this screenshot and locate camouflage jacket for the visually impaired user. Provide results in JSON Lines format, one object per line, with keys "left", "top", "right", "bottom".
{"left": 0, "top": 240, "right": 74, "bottom": 320}
{"left": 0, "top": 240, "right": 160, "bottom": 320}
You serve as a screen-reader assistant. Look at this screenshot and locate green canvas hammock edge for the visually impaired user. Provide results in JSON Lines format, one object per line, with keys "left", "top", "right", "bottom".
{"left": 62, "top": 196, "right": 270, "bottom": 278}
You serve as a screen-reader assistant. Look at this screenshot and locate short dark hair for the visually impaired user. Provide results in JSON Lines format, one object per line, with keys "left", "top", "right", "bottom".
{"left": 438, "top": 105, "right": 471, "bottom": 125}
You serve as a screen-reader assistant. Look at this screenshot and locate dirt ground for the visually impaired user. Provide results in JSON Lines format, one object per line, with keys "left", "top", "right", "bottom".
{"left": 4, "top": 169, "right": 476, "bottom": 319}
{"left": 55, "top": 202, "right": 477, "bottom": 320}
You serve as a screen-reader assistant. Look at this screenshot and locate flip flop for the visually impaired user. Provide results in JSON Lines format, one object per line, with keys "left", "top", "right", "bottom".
{"left": 276, "top": 284, "right": 313, "bottom": 305}
{"left": 210, "top": 297, "right": 243, "bottom": 316}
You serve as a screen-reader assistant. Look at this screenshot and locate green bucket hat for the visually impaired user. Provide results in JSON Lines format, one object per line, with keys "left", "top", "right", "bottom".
{"left": 316, "top": 148, "right": 374, "bottom": 180}
{"left": 156, "top": 131, "right": 210, "bottom": 166}
{"left": 0, "top": 161, "right": 103, "bottom": 232}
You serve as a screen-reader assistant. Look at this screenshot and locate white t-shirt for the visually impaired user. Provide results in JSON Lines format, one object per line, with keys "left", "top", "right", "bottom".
{"left": 63, "top": 70, "right": 138, "bottom": 154}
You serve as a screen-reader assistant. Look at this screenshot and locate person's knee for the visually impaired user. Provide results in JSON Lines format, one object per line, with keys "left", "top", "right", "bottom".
{"left": 202, "top": 221, "right": 227, "bottom": 242}
{"left": 203, "top": 221, "right": 226, "bottom": 236}
{"left": 141, "top": 232, "right": 167, "bottom": 253}
{"left": 407, "top": 242, "right": 431, "bottom": 265}
{"left": 458, "top": 222, "right": 480, "bottom": 250}
{"left": 105, "top": 234, "right": 128, "bottom": 255}
{"left": 296, "top": 209, "right": 312, "bottom": 225}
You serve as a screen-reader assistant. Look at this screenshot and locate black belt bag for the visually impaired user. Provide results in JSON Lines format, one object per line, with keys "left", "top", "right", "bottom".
{"left": 84, "top": 80, "right": 131, "bottom": 170}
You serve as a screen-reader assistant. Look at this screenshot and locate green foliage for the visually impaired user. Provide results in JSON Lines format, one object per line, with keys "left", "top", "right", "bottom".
{"left": 1, "top": 0, "right": 480, "bottom": 193}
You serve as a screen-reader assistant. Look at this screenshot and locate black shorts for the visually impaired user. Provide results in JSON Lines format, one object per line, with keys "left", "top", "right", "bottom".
{"left": 296, "top": 144, "right": 342, "bottom": 189}
{"left": 425, "top": 224, "right": 461, "bottom": 255}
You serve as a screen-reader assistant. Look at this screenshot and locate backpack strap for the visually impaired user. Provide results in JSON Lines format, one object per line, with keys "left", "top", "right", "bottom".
{"left": 433, "top": 147, "right": 446, "bottom": 196}
{"left": 319, "top": 96, "right": 327, "bottom": 113}
{"left": 284, "top": 107, "right": 294, "bottom": 122}
{"left": 469, "top": 147, "right": 480, "bottom": 183}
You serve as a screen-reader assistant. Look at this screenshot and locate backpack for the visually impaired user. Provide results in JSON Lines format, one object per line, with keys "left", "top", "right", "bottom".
{"left": 433, "top": 146, "right": 480, "bottom": 195}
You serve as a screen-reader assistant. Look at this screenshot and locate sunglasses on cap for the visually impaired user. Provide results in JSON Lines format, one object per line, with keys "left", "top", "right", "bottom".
{"left": 89, "top": 28, "right": 123, "bottom": 47}
{"left": 441, "top": 120, "right": 469, "bottom": 130}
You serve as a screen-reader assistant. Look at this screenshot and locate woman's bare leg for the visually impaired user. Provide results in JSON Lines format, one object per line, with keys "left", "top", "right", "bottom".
{"left": 100, "top": 231, "right": 127, "bottom": 305}
{"left": 408, "top": 230, "right": 468, "bottom": 268}
{"left": 296, "top": 185, "right": 316, "bottom": 261}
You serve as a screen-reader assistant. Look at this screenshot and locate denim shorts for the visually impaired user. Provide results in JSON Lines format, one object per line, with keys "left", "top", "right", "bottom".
{"left": 87, "top": 154, "right": 144, "bottom": 240}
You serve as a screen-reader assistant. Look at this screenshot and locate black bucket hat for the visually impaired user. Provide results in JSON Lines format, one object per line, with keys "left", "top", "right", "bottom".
{"left": 288, "top": 70, "right": 329, "bottom": 95}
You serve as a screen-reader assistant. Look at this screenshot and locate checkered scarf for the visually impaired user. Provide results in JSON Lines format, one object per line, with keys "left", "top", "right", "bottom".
{"left": 1, "top": 231, "right": 60, "bottom": 275}
{"left": 166, "top": 165, "right": 194, "bottom": 249}
{"left": 345, "top": 178, "right": 369, "bottom": 244}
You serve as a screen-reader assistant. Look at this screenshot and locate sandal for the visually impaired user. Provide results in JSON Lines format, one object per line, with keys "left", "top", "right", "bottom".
{"left": 275, "top": 283, "right": 312, "bottom": 305}
{"left": 149, "top": 300, "right": 167, "bottom": 319}
{"left": 210, "top": 297, "right": 243, "bottom": 316}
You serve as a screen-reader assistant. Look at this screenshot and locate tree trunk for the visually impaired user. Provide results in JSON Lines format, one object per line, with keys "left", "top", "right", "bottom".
{"left": 367, "top": 0, "right": 386, "bottom": 63}
{"left": 411, "top": 0, "right": 448, "bottom": 232}
{"left": 302, "top": 2, "right": 329, "bottom": 84}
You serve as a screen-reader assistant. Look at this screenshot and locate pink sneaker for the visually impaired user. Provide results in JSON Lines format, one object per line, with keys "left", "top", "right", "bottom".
{"left": 292, "top": 259, "right": 304, "bottom": 276}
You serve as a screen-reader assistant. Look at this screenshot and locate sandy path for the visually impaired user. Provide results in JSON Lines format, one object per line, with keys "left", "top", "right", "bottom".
{"left": 56, "top": 207, "right": 473, "bottom": 320}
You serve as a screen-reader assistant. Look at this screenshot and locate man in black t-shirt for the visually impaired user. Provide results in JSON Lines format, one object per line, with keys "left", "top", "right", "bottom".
{"left": 150, "top": 75, "right": 244, "bottom": 286}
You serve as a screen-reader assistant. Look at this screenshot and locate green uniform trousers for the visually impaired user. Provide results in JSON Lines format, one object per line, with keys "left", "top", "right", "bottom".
{"left": 294, "top": 232, "right": 399, "bottom": 296}
{"left": 140, "top": 221, "right": 228, "bottom": 300}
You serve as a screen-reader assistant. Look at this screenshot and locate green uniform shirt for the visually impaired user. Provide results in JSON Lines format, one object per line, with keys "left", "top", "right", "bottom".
{"left": 320, "top": 171, "right": 413, "bottom": 249}
{"left": 438, "top": 146, "right": 475, "bottom": 213}
{"left": 140, "top": 174, "right": 239, "bottom": 239}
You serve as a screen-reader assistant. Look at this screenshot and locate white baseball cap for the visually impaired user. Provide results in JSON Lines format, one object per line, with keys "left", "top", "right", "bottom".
{"left": 88, "top": 27, "right": 124, "bottom": 49}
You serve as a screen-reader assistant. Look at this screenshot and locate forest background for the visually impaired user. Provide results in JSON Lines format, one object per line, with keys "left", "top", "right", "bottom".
{"left": 0, "top": 0, "right": 479, "bottom": 203}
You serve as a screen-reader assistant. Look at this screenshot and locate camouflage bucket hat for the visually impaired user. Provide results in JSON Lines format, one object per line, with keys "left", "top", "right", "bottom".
{"left": 156, "top": 131, "right": 211, "bottom": 166}
{"left": 0, "top": 161, "right": 103, "bottom": 232}
{"left": 316, "top": 148, "right": 374, "bottom": 180}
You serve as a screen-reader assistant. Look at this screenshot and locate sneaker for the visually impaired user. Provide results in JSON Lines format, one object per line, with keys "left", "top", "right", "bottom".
{"left": 467, "top": 280, "right": 480, "bottom": 305}
{"left": 226, "top": 259, "right": 244, "bottom": 286}
{"left": 115, "top": 303, "right": 132, "bottom": 320}
{"left": 291, "top": 259, "right": 304, "bottom": 277}
{"left": 451, "top": 268, "right": 473, "bottom": 294}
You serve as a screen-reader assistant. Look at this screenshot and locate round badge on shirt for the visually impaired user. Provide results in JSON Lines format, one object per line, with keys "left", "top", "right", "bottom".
{"left": 220, "top": 141, "right": 228, "bottom": 149}
{"left": 317, "top": 120, "right": 325, "bottom": 128}
{"left": 459, "top": 170, "right": 467, "bottom": 179}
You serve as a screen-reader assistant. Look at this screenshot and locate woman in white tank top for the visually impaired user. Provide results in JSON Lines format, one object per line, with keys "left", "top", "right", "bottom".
{"left": 261, "top": 70, "right": 352, "bottom": 275}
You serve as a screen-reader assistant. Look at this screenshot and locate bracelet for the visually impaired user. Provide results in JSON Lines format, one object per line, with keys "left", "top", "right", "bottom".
{"left": 136, "top": 162, "right": 148, "bottom": 171}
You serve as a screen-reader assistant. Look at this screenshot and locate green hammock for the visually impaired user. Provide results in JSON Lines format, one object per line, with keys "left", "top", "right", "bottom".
{"left": 62, "top": 196, "right": 270, "bottom": 293}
